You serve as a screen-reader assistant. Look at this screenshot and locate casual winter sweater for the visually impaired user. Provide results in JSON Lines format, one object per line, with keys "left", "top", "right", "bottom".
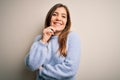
{"left": 25, "top": 32, "right": 81, "bottom": 80}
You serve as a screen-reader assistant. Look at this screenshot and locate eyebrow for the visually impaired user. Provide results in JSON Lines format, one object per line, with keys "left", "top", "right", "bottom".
{"left": 54, "top": 12, "right": 67, "bottom": 16}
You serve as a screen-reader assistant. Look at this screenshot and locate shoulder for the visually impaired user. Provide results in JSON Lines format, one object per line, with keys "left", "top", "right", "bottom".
{"left": 67, "top": 31, "right": 80, "bottom": 40}
{"left": 34, "top": 34, "right": 42, "bottom": 42}
{"left": 67, "top": 31, "right": 80, "bottom": 45}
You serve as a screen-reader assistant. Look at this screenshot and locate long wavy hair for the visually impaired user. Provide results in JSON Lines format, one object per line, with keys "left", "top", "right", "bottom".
{"left": 44, "top": 3, "right": 71, "bottom": 57}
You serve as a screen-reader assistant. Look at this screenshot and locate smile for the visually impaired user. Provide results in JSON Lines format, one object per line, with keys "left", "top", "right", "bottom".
{"left": 54, "top": 22, "right": 62, "bottom": 26}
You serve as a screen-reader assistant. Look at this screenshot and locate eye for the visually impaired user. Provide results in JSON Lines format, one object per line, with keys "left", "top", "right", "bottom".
{"left": 52, "top": 13, "right": 57, "bottom": 16}
{"left": 62, "top": 15, "right": 66, "bottom": 18}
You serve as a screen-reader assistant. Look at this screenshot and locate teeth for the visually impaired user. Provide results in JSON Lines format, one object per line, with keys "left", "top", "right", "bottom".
{"left": 54, "top": 22, "right": 62, "bottom": 26}
{"left": 55, "top": 23, "right": 61, "bottom": 26}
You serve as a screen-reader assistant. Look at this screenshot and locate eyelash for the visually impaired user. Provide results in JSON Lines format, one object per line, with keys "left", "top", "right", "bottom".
{"left": 52, "top": 13, "right": 66, "bottom": 18}
{"left": 52, "top": 13, "right": 57, "bottom": 16}
{"left": 62, "top": 16, "right": 66, "bottom": 18}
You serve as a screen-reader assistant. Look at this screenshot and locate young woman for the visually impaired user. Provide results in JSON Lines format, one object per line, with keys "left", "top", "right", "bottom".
{"left": 25, "top": 3, "right": 80, "bottom": 80}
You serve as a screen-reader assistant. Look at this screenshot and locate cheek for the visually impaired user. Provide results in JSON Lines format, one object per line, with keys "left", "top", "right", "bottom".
{"left": 64, "top": 20, "right": 67, "bottom": 26}
{"left": 50, "top": 17, "right": 54, "bottom": 24}
{"left": 50, "top": 20, "right": 54, "bottom": 26}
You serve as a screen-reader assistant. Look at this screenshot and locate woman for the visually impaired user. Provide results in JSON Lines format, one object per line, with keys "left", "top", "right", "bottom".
{"left": 25, "top": 3, "right": 80, "bottom": 80}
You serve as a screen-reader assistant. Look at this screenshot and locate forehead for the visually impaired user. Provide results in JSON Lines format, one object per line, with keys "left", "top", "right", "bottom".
{"left": 54, "top": 7, "right": 67, "bottom": 15}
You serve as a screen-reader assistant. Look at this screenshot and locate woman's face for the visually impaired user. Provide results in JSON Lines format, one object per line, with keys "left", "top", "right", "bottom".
{"left": 50, "top": 7, "right": 67, "bottom": 34}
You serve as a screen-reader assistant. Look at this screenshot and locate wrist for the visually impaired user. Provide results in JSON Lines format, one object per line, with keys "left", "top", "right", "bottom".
{"left": 39, "top": 38, "right": 47, "bottom": 44}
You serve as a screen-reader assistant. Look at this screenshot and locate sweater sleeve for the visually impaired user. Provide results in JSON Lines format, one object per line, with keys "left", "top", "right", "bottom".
{"left": 25, "top": 35, "right": 48, "bottom": 71}
{"left": 39, "top": 32, "right": 81, "bottom": 79}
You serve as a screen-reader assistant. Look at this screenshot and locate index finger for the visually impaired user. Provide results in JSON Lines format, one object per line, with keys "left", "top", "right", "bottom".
{"left": 49, "top": 26, "right": 56, "bottom": 32}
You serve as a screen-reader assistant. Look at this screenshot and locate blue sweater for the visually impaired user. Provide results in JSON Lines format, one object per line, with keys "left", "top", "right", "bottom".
{"left": 25, "top": 32, "right": 81, "bottom": 80}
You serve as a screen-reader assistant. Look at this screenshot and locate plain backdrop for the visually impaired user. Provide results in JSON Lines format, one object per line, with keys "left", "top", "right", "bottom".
{"left": 0, "top": 0, "right": 120, "bottom": 80}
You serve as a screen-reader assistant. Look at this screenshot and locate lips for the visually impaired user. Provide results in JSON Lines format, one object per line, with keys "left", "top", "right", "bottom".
{"left": 53, "top": 22, "right": 62, "bottom": 26}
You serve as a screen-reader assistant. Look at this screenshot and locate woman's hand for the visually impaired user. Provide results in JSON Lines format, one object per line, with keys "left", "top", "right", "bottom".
{"left": 40, "top": 26, "right": 56, "bottom": 44}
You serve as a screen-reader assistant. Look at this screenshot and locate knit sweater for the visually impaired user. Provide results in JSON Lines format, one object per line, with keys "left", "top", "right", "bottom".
{"left": 25, "top": 32, "right": 81, "bottom": 80}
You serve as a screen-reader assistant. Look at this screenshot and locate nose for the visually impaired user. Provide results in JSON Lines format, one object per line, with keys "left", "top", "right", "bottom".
{"left": 56, "top": 15, "right": 61, "bottom": 21}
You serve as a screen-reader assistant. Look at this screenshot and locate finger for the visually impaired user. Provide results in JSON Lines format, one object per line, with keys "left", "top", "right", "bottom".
{"left": 49, "top": 26, "right": 56, "bottom": 33}
{"left": 43, "top": 27, "right": 55, "bottom": 36}
{"left": 49, "top": 29, "right": 54, "bottom": 35}
{"left": 45, "top": 29, "right": 53, "bottom": 36}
